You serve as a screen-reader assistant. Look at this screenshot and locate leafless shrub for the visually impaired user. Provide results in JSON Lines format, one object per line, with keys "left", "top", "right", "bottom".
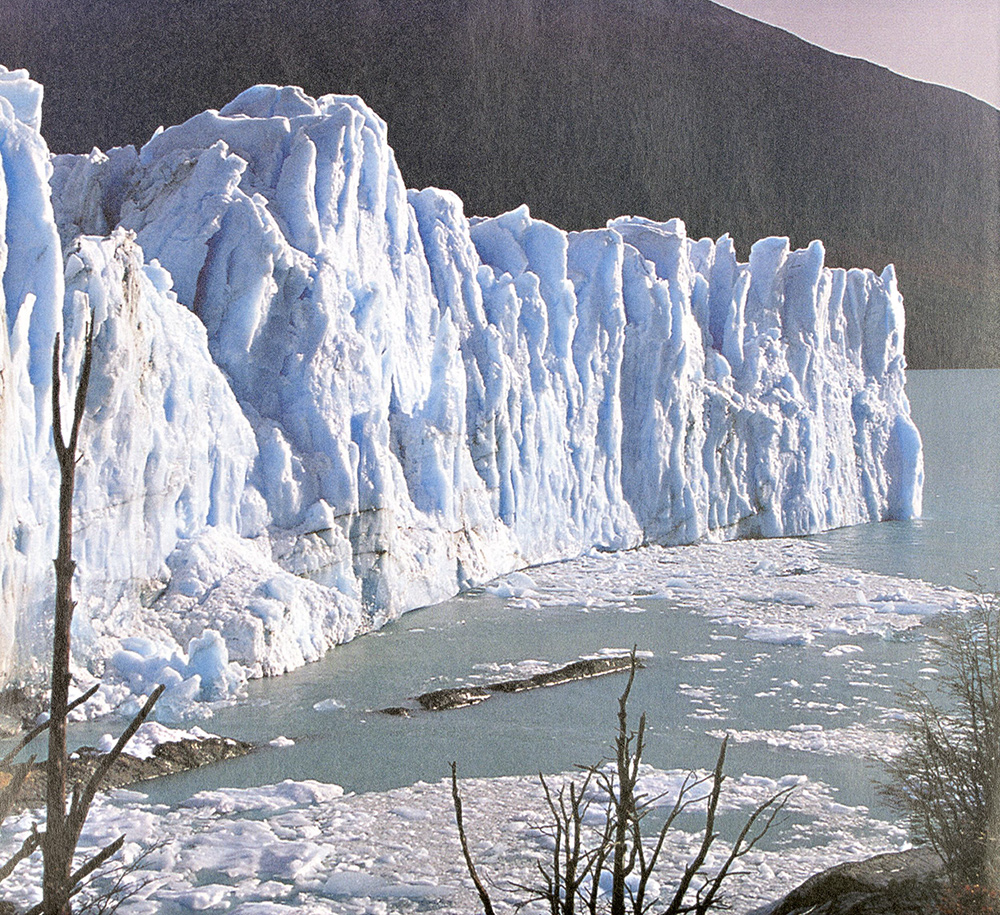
{"left": 452, "top": 648, "right": 792, "bottom": 914}
{"left": 1, "top": 325, "right": 162, "bottom": 915}
{"left": 882, "top": 595, "right": 1000, "bottom": 887}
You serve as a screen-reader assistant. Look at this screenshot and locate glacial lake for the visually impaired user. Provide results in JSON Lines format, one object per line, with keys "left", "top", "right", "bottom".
{"left": 812, "top": 369, "right": 1000, "bottom": 592}
{"left": 15, "top": 368, "right": 993, "bottom": 915}
{"left": 112, "top": 369, "right": 996, "bottom": 818}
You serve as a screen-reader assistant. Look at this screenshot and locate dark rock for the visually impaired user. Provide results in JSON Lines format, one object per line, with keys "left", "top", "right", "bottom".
{"left": 490, "top": 655, "right": 639, "bottom": 692}
{"left": 415, "top": 686, "right": 492, "bottom": 711}
{"left": 762, "top": 848, "right": 947, "bottom": 915}
{"left": 378, "top": 654, "right": 641, "bottom": 714}
{"left": 8, "top": 736, "right": 253, "bottom": 810}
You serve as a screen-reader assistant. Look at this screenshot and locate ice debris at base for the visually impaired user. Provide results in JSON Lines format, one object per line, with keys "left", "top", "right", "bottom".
{"left": 490, "top": 538, "right": 970, "bottom": 644}
{"left": 0, "top": 768, "right": 908, "bottom": 915}
{"left": 0, "top": 68, "right": 923, "bottom": 712}
{"left": 712, "top": 721, "right": 908, "bottom": 760}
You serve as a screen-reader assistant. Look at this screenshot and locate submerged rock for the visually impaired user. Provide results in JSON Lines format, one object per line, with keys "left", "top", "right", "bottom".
{"left": 380, "top": 653, "right": 641, "bottom": 715}
{"left": 488, "top": 655, "right": 638, "bottom": 692}
{"left": 415, "top": 686, "right": 492, "bottom": 711}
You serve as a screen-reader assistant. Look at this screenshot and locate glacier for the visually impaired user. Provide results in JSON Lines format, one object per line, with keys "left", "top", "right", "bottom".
{"left": 0, "top": 68, "right": 922, "bottom": 717}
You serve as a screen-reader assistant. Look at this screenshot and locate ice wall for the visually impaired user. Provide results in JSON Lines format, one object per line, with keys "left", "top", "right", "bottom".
{"left": 1, "top": 73, "right": 923, "bottom": 715}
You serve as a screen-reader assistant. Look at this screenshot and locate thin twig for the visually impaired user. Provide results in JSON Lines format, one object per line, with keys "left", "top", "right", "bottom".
{"left": 0, "top": 825, "right": 41, "bottom": 883}
{"left": 0, "top": 685, "right": 101, "bottom": 769}
{"left": 68, "top": 684, "right": 165, "bottom": 842}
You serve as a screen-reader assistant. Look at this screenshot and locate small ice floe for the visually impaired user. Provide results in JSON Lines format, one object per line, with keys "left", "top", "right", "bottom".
{"left": 485, "top": 571, "right": 538, "bottom": 599}
{"left": 822, "top": 644, "right": 864, "bottom": 657}
{"left": 515, "top": 540, "right": 974, "bottom": 646}
{"left": 712, "top": 722, "right": 906, "bottom": 759}
{"left": 744, "top": 624, "right": 815, "bottom": 646}
{"left": 312, "top": 698, "right": 346, "bottom": 712}
{"left": 591, "top": 646, "right": 655, "bottom": 659}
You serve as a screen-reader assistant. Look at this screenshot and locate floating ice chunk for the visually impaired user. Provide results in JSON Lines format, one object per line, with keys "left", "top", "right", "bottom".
{"left": 312, "top": 698, "right": 345, "bottom": 712}
{"left": 823, "top": 644, "right": 864, "bottom": 657}
{"left": 181, "top": 779, "right": 345, "bottom": 814}
{"left": 771, "top": 590, "right": 818, "bottom": 607}
{"left": 321, "top": 870, "right": 448, "bottom": 899}
{"left": 486, "top": 571, "right": 538, "bottom": 598}
{"left": 744, "top": 625, "right": 815, "bottom": 645}
{"left": 716, "top": 722, "right": 905, "bottom": 759}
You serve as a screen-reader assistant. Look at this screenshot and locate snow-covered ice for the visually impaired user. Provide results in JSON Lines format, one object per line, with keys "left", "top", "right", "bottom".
{"left": 712, "top": 722, "right": 907, "bottom": 760}
{"left": 0, "top": 70, "right": 923, "bottom": 715}
{"left": 0, "top": 768, "right": 909, "bottom": 915}
{"left": 94, "top": 721, "right": 220, "bottom": 760}
{"left": 0, "top": 529, "right": 963, "bottom": 913}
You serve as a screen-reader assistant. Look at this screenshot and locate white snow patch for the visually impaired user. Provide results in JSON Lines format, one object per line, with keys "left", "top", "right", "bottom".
{"left": 96, "top": 723, "right": 218, "bottom": 760}
{"left": 0, "top": 769, "right": 909, "bottom": 915}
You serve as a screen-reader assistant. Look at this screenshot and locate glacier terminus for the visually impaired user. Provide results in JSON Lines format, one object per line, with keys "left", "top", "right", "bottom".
{"left": 0, "top": 67, "right": 923, "bottom": 718}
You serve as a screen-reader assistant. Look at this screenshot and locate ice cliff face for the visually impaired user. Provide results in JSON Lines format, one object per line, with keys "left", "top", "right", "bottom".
{"left": 0, "top": 70, "right": 923, "bottom": 716}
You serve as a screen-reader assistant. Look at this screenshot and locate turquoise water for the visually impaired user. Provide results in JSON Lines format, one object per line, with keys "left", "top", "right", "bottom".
{"left": 106, "top": 369, "right": 995, "bottom": 818}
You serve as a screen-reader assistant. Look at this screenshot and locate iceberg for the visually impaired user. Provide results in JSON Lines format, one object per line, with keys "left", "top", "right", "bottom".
{"left": 0, "top": 71, "right": 923, "bottom": 714}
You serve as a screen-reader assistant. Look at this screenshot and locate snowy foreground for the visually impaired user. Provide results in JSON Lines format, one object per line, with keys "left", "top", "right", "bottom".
{"left": 0, "top": 770, "right": 905, "bottom": 915}
{"left": 0, "top": 65, "right": 922, "bottom": 715}
{"left": 0, "top": 539, "right": 969, "bottom": 914}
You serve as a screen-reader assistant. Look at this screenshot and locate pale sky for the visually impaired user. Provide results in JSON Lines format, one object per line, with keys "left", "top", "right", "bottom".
{"left": 711, "top": 0, "right": 1000, "bottom": 109}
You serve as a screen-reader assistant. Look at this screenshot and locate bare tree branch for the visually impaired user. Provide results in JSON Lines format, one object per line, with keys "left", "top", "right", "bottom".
{"left": 451, "top": 762, "right": 496, "bottom": 915}
{"left": 661, "top": 738, "right": 728, "bottom": 915}
{"left": 68, "top": 685, "right": 165, "bottom": 843}
{"left": 447, "top": 648, "right": 793, "bottom": 915}
{"left": 0, "top": 824, "right": 41, "bottom": 884}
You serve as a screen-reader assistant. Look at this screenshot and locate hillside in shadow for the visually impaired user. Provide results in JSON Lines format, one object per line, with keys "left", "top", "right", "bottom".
{"left": 3, "top": 0, "right": 998, "bottom": 367}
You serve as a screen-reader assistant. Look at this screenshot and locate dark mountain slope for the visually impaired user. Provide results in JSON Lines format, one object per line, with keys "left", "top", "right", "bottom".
{"left": 2, "top": 0, "right": 997, "bottom": 367}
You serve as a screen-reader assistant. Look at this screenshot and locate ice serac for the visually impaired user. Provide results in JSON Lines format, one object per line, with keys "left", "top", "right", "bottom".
{"left": 0, "top": 66, "right": 65, "bottom": 676}
{"left": 1, "top": 75, "right": 923, "bottom": 714}
{"left": 609, "top": 220, "right": 920, "bottom": 541}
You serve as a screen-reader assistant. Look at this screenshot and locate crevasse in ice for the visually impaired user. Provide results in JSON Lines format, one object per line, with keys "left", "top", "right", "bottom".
{"left": 0, "top": 71, "right": 922, "bottom": 715}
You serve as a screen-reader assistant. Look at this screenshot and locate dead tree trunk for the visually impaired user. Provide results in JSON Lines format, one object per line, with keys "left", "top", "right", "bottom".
{"left": 43, "top": 326, "right": 94, "bottom": 915}
{"left": 39, "top": 326, "right": 163, "bottom": 915}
